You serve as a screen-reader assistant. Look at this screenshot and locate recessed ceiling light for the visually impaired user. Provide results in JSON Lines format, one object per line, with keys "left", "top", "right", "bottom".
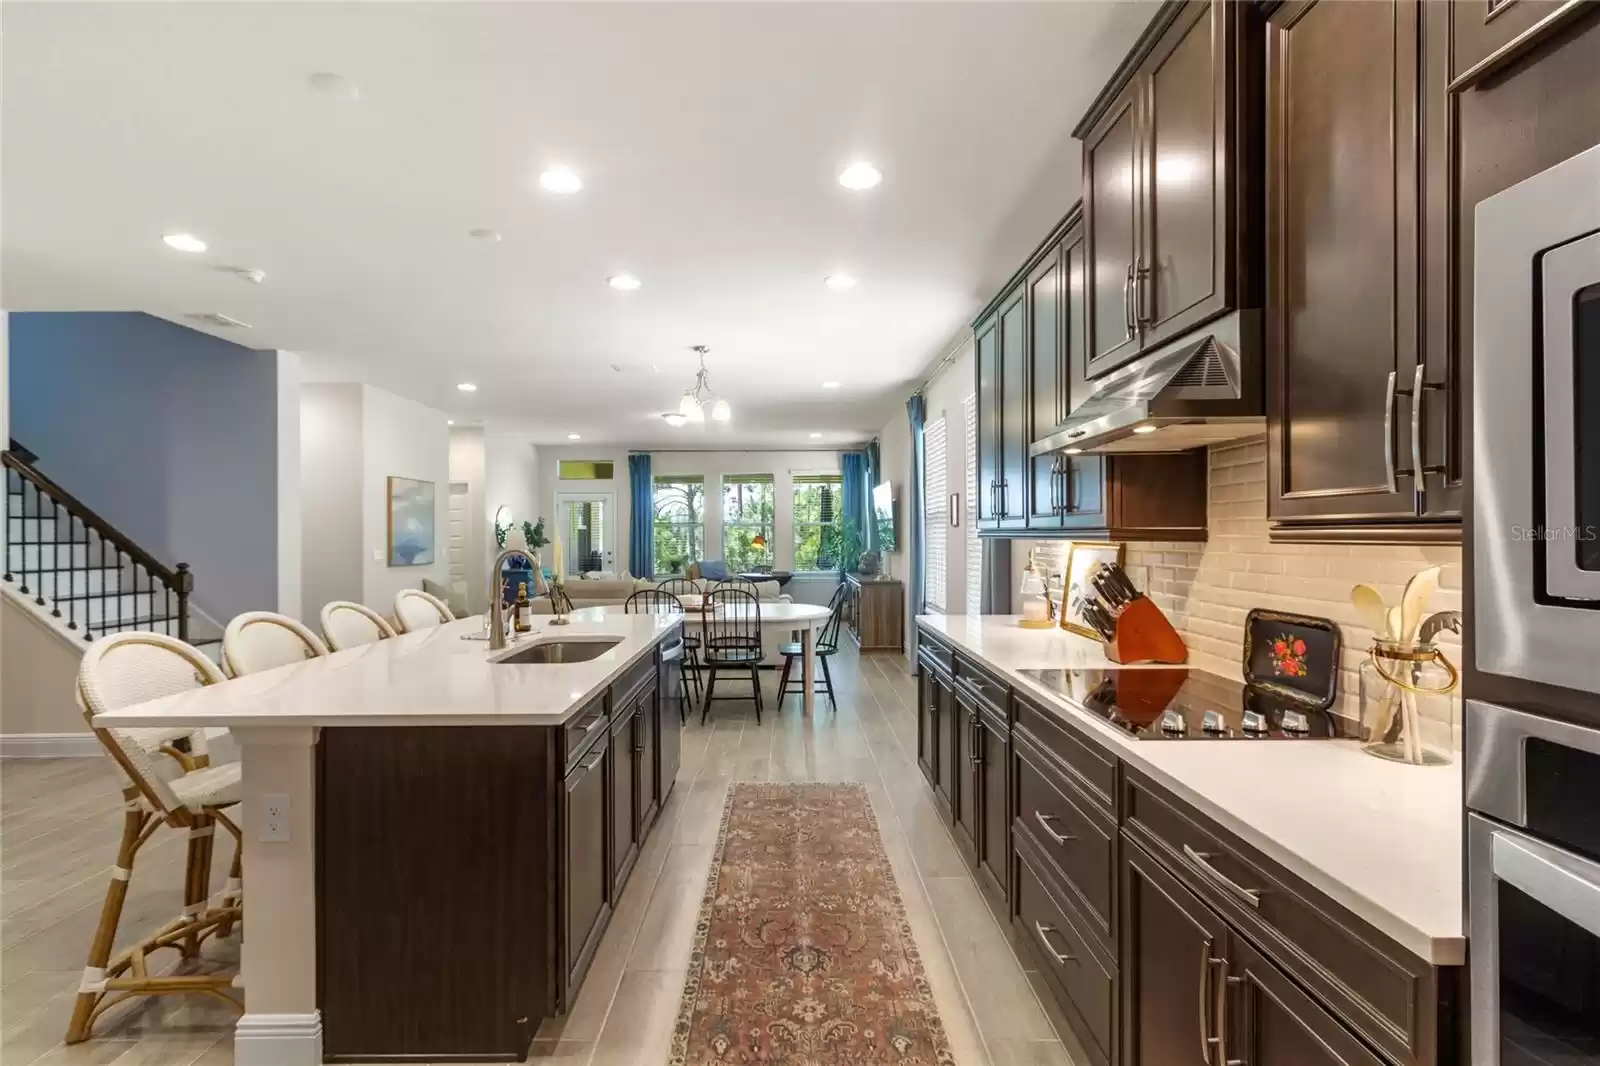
{"left": 1132, "top": 425, "right": 1159, "bottom": 435}
{"left": 607, "top": 274, "right": 641, "bottom": 291}
{"left": 162, "top": 233, "right": 207, "bottom": 253}
{"left": 825, "top": 275, "right": 856, "bottom": 291}
{"left": 1064, "top": 447, "right": 1083, "bottom": 455}
{"left": 838, "top": 162, "right": 882, "bottom": 190}
{"left": 821, "top": 381, "right": 842, "bottom": 389}
{"left": 663, "top": 413, "right": 688, "bottom": 427}
{"left": 468, "top": 228, "right": 502, "bottom": 243}
{"left": 567, "top": 433, "right": 582, "bottom": 440}
{"left": 308, "top": 72, "right": 360, "bottom": 101}
{"left": 809, "top": 432, "right": 823, "bottom": 439}
{"left": 446, "top": 420, "right": 454, "bottom": 426}
{"left": 456, "top": 382, "right": 478, "bottom": 393}
{"left": 539, "top": 166, "right": 583, "bottom": 194}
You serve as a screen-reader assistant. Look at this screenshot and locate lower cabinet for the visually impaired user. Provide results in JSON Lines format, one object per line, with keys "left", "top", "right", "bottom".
{"left": 951, "top": 684, "right": 979, "bottom": 863}
{"left": 1120, "top": 837, "right": 1230, "bottom": 1066}
{"left": 1228, "top": 935, "right": 1387, "bottom": 1066}
{"left": 637, "top": 680, "right": 660, "bottom": 839}
{"left": 609, "top": 699, "right": 640, "bottom": 896}
{"left": 975, "top": 710, "right": 1009, "bottom": 905}
{"left": 561, "top": 732, "right": 611, "bottom": 1002}
{"left": 659, "top": 652, "right": 683, "bottom": 804}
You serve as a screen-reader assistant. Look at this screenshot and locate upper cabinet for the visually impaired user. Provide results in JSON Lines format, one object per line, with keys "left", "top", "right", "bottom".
{"left": 1264, "top": 0, "right": 1462, "bottom": 539}
{"left": 1078, "top": 0, "right": 1259, "bottom": 379}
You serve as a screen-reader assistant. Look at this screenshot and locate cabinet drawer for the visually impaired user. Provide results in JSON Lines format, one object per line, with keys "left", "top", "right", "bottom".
{"left": 564, "top": 696, "right": 609, "bottom": 768}
{"left": 1014, "top": 734, "right": 1115, "bottom": 946}
{"left": 1013, "top": 691, "right": 1117, "bottom": 811}
{"left": 953, "top": 654, "right": 1009, "bottom": 720}
{"left": 1013, "top": 833, "right": 1116, "bottom": 1066}
{"left": 1122, "top": 769, "right": 1439, "bottom": 1066}
{"left": 916, "top": 631, "right": 954, "bottom": 678}
{"left": 613, "top": 654, "right": 656, "bottom": 709}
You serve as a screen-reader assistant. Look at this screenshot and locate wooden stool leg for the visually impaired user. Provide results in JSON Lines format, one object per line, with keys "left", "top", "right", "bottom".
{"left": 66, "top": 806, "right": 149, "bottom": 1044}
{"left": 181, "top": 816, "right": 213, "bottom": 958}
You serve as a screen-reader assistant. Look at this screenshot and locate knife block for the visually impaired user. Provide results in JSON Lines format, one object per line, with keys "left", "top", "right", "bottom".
{"left": 1104, "top": 597, "right": 1188, "bottom": 665}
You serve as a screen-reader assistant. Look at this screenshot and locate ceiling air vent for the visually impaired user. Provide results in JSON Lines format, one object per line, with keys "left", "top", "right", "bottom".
{"left": 1168, "top": 338, "right": 1228, "bottom": 388}
{"left": 185, "top": 312, "right": 252, "bottom": 329}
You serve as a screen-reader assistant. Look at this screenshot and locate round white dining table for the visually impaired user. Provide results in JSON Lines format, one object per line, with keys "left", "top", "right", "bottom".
{"left": 568, "top": 602, "right": 833, "bottom": 713}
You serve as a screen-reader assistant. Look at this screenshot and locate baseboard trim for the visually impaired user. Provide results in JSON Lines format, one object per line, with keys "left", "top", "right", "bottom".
{"left": 0, "top": 733, "right": 101, "bottom": 758}
{"left": 234, "top": 1011, "right": 323, "bottom": 1066}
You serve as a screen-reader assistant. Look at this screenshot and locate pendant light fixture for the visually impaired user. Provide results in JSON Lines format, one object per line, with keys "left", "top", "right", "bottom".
{"left": 676, "top": 345, "right": 731, "bottom": 424}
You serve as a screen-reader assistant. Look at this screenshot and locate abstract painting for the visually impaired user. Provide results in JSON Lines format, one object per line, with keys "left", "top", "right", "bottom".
{"left": 387, "top": 476, "right": 436, "bottom": 567}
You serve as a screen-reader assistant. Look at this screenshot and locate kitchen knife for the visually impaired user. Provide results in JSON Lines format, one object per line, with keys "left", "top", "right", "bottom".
{"left": 1106, "top": 563, "right": 1142, "bottom": 604}
{"left": 1091, "top": 570, "right": 1123, "bottom": 610}
{"left": 1083, "top": 601, "right": 1116, "bottom": 641}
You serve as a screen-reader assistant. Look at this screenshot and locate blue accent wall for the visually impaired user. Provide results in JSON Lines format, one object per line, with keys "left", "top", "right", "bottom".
{"left": 9, "top": 312, "right": 280, "bottom": 622}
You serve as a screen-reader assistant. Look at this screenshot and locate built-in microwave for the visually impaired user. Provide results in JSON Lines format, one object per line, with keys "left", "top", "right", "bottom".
{"left": 1474, "top": 142, "right": 1600, "bottom": 699}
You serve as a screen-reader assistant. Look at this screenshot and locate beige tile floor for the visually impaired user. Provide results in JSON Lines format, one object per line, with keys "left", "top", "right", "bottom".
{"left": 1, "top": 643, "right": 1086, "bottom": 1066}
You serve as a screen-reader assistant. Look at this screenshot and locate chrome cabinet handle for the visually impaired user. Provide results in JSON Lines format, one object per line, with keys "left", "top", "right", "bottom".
{"left": 1033, "top": 810, "right": 1076, "bottom": 845}
{"left": 581, "top": 746, "right": 606, "bottom": 772}
{"left": 1059, "top": 457, "right": 1072, "bottom": 514}
{"left": 1199, "top": 937, "right": 1216, "bottom": 1066}
{"left": 1409, "top": 362, "right": 1445, "bottom": 490}
{"left": 1034, "top": 922, "right": 1077, "bottom": 965}
{"left": 1135, "top": 256, "right": 1151, "bottom": 325}
{"left": 1123, "top": 264, "right": 1136, "bottom": 338}
{"left": 1382, "top": 370, "right": 1399, "bottom": 493}
{"left": 1184, "top": 845, "right": 1263, "bottom": 908}
{"left": 1221, "top": 967, "right": 1245, "bottom": 1066}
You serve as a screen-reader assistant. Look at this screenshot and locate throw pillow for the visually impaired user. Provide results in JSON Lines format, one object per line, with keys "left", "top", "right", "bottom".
{"left": 700, "top": 559, "right": 729, "bottom": 582}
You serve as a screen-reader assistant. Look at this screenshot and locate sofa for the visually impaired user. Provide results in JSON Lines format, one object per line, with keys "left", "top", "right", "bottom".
{"left": 531, "top": 576, "right": 796, "bottom": 665}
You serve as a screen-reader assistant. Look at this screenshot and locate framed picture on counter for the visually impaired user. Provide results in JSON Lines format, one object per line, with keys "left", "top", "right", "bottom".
{"left": 1059, "top": 541, "right": 1124, "bottom": 640}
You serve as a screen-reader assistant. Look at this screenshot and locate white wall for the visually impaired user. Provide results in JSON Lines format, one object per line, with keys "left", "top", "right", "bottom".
{"left": 359, "top": 385, "right": 450, "bottom": 611}
{"left": 275, "top": 351, "right": 303, "bottom": 620}
{"left": 299, "top": 384, "right": 364, "bottom": 616}
{"left": 483, "top": 428, "right": 539, "bottom": 569}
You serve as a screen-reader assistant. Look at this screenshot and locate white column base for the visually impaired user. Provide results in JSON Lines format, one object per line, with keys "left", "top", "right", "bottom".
{"left": 234, "top": 1011, "right": 322, "bottom": 1066}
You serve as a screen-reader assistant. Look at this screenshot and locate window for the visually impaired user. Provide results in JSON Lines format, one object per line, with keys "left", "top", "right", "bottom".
{"left": 964, "top": 394, "right": 981, "bottom": 616}
{"left": 722, "top": 475, "right": 774, "bottom": 571}
{"left": 557, "top": 459, "right": 614, "bottom": 480}
{"left": 652, "top": 476, "right": 705, "bottom": 576}
{"left": 924, "top": 418, "right": 948, "bottom": 611}
{"left": 793, "top": 474, "right": 844, "bottom": 572}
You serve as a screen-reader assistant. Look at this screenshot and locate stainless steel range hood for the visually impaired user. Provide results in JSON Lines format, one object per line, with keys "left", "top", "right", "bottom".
{"left": 1030, "top": 310, "right": 1264, "bottom": 456}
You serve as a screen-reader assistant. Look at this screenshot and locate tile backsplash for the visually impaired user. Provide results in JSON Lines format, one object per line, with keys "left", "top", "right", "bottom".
{"left": 1017, "top": 437, "right": 1463, "bottom": 726}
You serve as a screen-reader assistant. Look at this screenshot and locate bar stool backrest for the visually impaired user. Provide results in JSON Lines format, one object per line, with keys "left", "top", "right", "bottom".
{"left": 394, "top": 588, "right": 455, "bottom": 633}
{"left": 77, "top": 632, "right": 226, "bottom": 817}
{"left": 321, "top": 601, "right": 398, "bottom": 651}
{"left": 223, "top": 612, "right": 329, "bottom": 677}
{"left": 817, "top": 581, "right": 849, "bottom": 654}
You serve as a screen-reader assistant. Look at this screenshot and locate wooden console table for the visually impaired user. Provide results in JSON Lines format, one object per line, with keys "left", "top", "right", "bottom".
{"left": 845, "top": 573, "right": 904, "bottom": 653}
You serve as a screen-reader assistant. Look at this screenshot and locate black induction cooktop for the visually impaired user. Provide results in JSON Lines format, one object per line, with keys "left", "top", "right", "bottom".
{"left": 1016, "top": 667, "right": 1345, "bottom": 740}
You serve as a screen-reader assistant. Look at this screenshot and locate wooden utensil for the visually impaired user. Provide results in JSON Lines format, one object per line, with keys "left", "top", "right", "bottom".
{"left": 1386, "top": 606, "right": 1402, "bottom": 641}
{"left": 1350, "top": 584, "right": 1389, "bottom": 637}
{"left": 1399, "top": 566, "right": 1443, "bottom": 644}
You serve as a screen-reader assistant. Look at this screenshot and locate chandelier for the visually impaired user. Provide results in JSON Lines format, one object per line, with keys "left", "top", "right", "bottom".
{"left": 670, "top": 345, "right": 730, "bottom": 426}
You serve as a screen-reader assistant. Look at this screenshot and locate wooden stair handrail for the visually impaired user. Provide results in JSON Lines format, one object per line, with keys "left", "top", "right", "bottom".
{"left": 2, "top": 450, "right": 190, "bottom": 592}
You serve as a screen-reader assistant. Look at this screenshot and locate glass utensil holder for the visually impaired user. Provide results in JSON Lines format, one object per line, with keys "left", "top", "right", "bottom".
{"left": 1358, "top": 639, "right": 1459, "bottom": 765}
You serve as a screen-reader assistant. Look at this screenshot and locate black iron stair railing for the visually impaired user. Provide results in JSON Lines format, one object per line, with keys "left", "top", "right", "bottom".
{"left": 3, "top": 447, "right": 192, "bottom": 643}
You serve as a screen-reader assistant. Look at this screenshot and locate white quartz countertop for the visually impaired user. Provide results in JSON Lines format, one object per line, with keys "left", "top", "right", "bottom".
{"left": 918, "top": 614, "right": 1465, "bottom": 965}
{"left": 93, "top": 614, "right": 681, "bottom": 729}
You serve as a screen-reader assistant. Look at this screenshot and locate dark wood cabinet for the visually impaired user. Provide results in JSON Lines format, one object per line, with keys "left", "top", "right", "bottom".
{"left": 609, "top": 699, "right": 640, "bottom": 896}
{"left": 637, "top": 681, "right": 660, "bottom": 839}
{"left": 950, "top": 682, "right": 979, "bottom": 863}
{"left": 562, "top": 732, "right": 610, "bottom": 1003}
{"left": 997, "top": 288, "right": 1029, "bottom": 528}
{"left": 916, "top": 657, "right": 948, "bottom": 806}
{"left": 975, "top": 710, "right": 1010, "bottom": 905}
{"left": 1226, "top": 936, "right": 1388, "bottom": 1066}
{"left": 1026, "top": 243, "right": 1069, "bottom": 530}
{"left": 658, "top": 654, "right": 682, "bottom": 807}
{"left": 1119, "top": 838, "right": 1231, "bottom": 1066}
{"left": 1078, "top": 0, "right": 1256, "bottom": 379}
{"left": 845, "top": 573, "right": 904, "bottom": 652}
{"left": 1449, "top": 0, "right": 1591, "bottom": 88}
{"left": 1084, "top": 84, "right": 1144, "bottom": 375}
{"left": 975, "top": 316, "right": 1001, "bottom": 530}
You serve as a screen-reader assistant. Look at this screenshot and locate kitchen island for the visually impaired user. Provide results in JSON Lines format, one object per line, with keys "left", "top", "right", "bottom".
{"left": 91, "top": 613, "right": 686, "bottom": 1066}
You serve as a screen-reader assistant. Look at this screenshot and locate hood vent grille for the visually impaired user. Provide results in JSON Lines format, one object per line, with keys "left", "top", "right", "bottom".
{"left": 1168, "top": 339, "right": 1228, "bottom": 388}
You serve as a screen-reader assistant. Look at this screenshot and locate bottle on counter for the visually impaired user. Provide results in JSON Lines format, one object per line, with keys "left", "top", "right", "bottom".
{"left": 514, "top": 582, "right": 532, "bottom": 633}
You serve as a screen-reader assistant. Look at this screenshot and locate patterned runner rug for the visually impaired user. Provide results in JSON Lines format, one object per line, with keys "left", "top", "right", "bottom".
{"left": 670, "top": 782, "right": 955, "bottom": 1065}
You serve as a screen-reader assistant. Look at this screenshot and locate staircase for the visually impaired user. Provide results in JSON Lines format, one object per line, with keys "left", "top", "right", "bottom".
{"left": 3, "top": 444, "right": 223, "bottom": 658}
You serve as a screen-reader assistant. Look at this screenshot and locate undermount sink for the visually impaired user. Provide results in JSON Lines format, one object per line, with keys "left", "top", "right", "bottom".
{"left": 495, "top": 637, "right": 624, "bottom": 665}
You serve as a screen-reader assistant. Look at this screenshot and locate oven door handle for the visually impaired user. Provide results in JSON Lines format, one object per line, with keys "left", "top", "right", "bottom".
{"left": 1492, "top": 823, "right": 1600, "bottom": 940}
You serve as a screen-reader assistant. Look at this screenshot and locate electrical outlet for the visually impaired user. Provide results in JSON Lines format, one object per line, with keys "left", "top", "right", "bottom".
{"left": 371, "top": 548, "right": 383, "bottom": 562}
{"left": 260, "top": 793, "right": 291, "bottom": 842}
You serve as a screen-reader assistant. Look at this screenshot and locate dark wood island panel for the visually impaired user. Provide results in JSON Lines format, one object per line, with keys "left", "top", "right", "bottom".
{"left": 315, "top": 646, "right": 681, "bottom": 1063}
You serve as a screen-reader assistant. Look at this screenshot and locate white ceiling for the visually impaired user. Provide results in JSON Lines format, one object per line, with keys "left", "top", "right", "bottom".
{"left": 3, "top": 1, "right": 1152, "bottom": 447}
